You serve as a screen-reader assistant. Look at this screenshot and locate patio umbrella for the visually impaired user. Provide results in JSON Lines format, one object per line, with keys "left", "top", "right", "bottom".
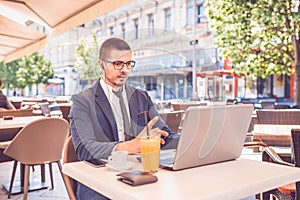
{"left": 0, "top": 0, "right": 132, "bottom": 63}
{"left": 0, "top": 15, "right": 47, "bottom": 63}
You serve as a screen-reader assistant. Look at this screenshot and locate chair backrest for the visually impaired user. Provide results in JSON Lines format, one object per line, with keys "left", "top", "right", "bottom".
{"left": 159, "top": 110, "right": 185, "bottom": 133}
{"left": 63, "top": 136, "right": 78, "bottom": 164}
{"left": 260, "top": 101, "right": 275, "bottom": 109}
{"left": 63, "top": 136, "right": 78, "bottom": 200}
{"left": 226, "top": 99, "right": 237, "bottom": 105}
{"left": 172, "top": 102, "right": 206, "bottom": 111}
{"left": 3, "top": 118, "right": 69, "bottom": 164}
{"left": 58, "top": 104, "right": 71, "bottom": 123}
{"left": 256, "top": 109, "right": 300, "bottom": 125}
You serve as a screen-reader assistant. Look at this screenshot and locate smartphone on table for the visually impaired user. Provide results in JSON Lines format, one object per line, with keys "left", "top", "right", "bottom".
{"left": 83, "top": 159, "right": 106, "bottom": 168}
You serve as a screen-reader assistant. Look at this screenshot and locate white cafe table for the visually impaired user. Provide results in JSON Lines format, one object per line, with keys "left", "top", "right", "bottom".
{"left": 252, "top": 124, "right": 300, "bottom": 148}
{"left": 0, "top": 116, "right": 45, "bottom": 130}
{"left": 63, "top": 156, "right": 300, "bottom": 200}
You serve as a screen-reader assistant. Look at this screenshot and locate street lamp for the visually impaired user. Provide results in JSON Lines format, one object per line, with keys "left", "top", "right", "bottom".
{"left": 190, "top": 0, "right": 199, "bottom": 100}
{"left": 190, "top": 39, "right": 198, "bottom": 100}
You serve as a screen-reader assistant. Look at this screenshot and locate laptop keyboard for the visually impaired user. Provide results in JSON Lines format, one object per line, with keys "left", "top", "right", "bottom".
{"left": 160, "top": 150, "right": 176, "bottom": 166}
{"left": 160, "top": 156, "right": 175, "bottom": 165}
{"left": 136, "top": 150, "right": 176, "bottom": 166}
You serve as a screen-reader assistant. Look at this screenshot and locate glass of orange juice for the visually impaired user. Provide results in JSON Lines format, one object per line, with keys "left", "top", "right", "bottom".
{"left": 140, "top": 134, "right": 160, "bottom": 173}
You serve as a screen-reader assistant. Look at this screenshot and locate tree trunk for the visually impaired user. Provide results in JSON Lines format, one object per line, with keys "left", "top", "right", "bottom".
{"left": 20, "top": 89, "right": 24, "bottom": 96}
{"left": 295, "top": 62, "right": 300, "bottom": 105}
{"left": 36, "top": 83, "right": 39, "bottom": 96}
{"left": 294, "top": 39, "right": 300, "bottom": 105}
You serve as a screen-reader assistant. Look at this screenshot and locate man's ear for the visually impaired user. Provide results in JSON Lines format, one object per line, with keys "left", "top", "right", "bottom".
{"left": 98, "top": 59, "right": 105, "bottom": 70}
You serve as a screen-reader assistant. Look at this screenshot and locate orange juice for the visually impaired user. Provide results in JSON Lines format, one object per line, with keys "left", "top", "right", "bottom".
{"left": 140, "top": 136, "right": 160, "bottom": 172}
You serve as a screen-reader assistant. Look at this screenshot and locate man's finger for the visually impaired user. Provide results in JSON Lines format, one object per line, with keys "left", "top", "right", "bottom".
{"left": 147, "top": 116, "right": 159, "bottom": 129}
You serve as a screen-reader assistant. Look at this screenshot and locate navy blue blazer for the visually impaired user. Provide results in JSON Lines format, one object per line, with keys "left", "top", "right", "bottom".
{"left": 70, "top": 78, "right": 178, "bottom": 160}
{"left": 70, "top": 79, "right": 179, "bottom": 200}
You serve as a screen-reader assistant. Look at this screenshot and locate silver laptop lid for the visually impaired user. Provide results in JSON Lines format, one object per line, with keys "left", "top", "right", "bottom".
{"left": 172, "top": 104, "right": 253, "bottom": 170}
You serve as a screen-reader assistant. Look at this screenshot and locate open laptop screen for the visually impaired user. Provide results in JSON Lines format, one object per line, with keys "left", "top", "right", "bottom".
{"left": 160, "top": 104, "right": 254, "bottom": 171}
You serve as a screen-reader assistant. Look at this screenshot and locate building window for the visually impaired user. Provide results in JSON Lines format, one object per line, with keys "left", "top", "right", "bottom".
{"left": 96, "top": 29, "right": 102, "bottom": 38}
{"left": 121, "top": 23, "right": 126, "bottom": 39}
{"left": 49, "top": 49, "right": 54, "bottom": 63}
{"left": 186, "top": 0, "right": 194, "bottom": 26}
{"left": 186, "top": 0, "right": 205, "bottom": 25}
{"left": 57, "top": 47, "right": 61, "bottom": 64}
{"left": 197, "top": 4, "right": 204, "bottom": 23}
{"left": 148, "top": 13, "right": 154, "bottom": 35}
{"left": 165, "top": 8, "right": 171, "bottom": 31}
{"left": 109, "top": 26, "right": 114, "bottom": 36}
{"left": 134, "top": 18, "right": 139, "bottom": 39}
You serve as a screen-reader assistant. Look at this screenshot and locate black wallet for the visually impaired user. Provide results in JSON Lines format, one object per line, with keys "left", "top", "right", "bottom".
{"left": 117, "top": 171, "right": 158, "bottom": 186}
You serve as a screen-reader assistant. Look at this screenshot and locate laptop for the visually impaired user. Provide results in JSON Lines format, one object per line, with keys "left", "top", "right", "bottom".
{"left": 39, "top": 103, "right": 51, "bottom": 116}
{"left": 159, "top": 104, "right": 254, "bottom": 171}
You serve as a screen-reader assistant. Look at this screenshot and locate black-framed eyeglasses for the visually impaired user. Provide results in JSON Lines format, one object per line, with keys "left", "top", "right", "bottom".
{"left": 101, "top": 59, "right": 135, "bottom": 70}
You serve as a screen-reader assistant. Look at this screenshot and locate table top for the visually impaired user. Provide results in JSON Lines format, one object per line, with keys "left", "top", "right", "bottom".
{"left": 253, "top": 124, "right": 300, "bottom": 136}
{"left": 0, "top": 116, "right": 45, "bottom": 129}
{"left": 63, "top": 157, "right": 300, "bottom": 200}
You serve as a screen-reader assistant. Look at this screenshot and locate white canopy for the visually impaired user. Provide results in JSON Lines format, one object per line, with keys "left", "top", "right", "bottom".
{"left": 0, "top": 0, "right": 132, "bottom": 63}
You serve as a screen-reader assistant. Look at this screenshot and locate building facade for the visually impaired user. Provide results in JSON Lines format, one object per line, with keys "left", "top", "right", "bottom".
{"left": 41, "top": 0, "right": 218, "bottom": 100}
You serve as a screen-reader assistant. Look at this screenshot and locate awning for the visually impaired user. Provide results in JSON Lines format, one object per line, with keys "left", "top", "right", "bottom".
{"left": 0, "top": 15, "right": 47, "bottom": 63}
{"left": 0, "top": 0, "right": 132, "bottom": 63}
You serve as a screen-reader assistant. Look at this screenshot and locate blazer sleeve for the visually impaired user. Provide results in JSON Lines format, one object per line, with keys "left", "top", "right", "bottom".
{"left": 70, "top": 92, "right": 118, "bottom": 160}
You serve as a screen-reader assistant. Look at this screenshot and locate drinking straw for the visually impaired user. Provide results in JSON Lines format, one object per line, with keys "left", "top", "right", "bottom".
{"left": 144, "top": 111, "right": 149, "bottom": 138}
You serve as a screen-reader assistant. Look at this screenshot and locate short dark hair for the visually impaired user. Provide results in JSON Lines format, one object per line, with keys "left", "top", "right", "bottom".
{"left": 99, "top": 38, "right": 131, "bottom": 59}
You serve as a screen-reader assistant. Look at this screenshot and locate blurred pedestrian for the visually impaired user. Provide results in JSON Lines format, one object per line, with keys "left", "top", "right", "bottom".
{"left": 0, "top": 79, "right": 16, "bottom": 110}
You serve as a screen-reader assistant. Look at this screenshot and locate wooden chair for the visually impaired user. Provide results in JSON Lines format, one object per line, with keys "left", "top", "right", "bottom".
{"left": 256, "top": 109, "right": 300, "bottom": 125}
{"left": 259, "top": 128, "right": 300, "bottom": 199}
{"left": 260, "top": 101, "right": 275, "bottom": 109}
{"left": 3, "top": 118, "right": 69, "bottom": 200}
{"left": 254, "top": 109, "right": 300, "bottom": 148}
{"left": 171, "top": 102, "right": 206, "bottom": 111}
{"left": 62, "top": 136, "right": 78, "bottom": 200}
{"left": 226, "top": 99, "right": 237, "bottom": 105}
{"left": 159, "top": 110, "right": 185, "bottom": 133}
{"left": 243, "top": 140, "right": 295, "bottom": 199}
{"left": 58, "top": 104, "right": 71, "bottom": 123}
{"left": 10, "top": 101, "right": 22, "bottom": 109}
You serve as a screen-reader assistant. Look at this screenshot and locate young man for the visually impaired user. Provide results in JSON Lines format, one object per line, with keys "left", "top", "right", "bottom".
{"left": 70, "top": 38, "right": 179, "bottom": 199}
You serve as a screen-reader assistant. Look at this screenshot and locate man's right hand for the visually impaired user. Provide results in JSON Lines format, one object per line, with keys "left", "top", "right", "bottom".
{"left": 115, "top": 116, "right": 167, "bottom": 154}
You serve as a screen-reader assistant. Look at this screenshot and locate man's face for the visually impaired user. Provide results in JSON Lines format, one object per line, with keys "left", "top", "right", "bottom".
{"left": 100, "top": 49, "right": 132, "bottom": 88}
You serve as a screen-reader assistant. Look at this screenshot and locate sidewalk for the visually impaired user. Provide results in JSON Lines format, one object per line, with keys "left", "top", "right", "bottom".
{"left": 0, "top": 161, "right": 68, "bottom": 200}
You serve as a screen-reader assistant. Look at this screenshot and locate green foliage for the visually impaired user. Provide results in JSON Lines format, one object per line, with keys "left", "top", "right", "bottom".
{"left": 74, "top": 33, "right": 101, "bottom": 80}
{"left": 206, "top": 0, "right": 299, "bottom": 79}
{"left": 0, "top": 61, "right": 21, "bottom": 90}
{"left": 17, "top": 52, "right": 54, "bottom": 89}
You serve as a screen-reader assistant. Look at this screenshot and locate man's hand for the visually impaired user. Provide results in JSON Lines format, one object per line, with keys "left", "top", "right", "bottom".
{"left": 115, "top": 116, "right": 169, "bottom": 154}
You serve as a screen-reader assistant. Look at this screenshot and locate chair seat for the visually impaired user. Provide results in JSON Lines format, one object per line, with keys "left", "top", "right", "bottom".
{"left": 278, "top": 182, "right": 296, "bottom": 195}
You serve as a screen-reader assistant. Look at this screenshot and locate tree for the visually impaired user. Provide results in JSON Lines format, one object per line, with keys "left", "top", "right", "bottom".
{"left": 74, "top": 33, "right": 101, "bottom": 81}
{"left": 17, "top": 52, "right": 54, "bottom": 95}
{"left": 0, "top": 61, "right": 21, "bottom": 95}
{"left": 206, "top": 0, "right": 300, "bottom": 103}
